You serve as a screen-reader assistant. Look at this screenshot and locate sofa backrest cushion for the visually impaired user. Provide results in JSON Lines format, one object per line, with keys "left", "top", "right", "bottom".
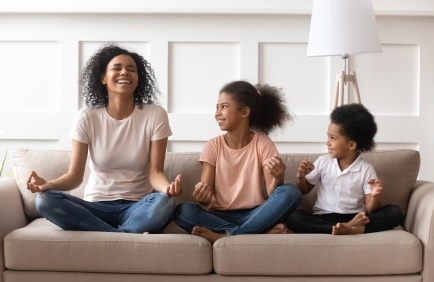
{"left": 11, "top": 149, "right": 89, "bottom": 220}
{"left": 12, "top": 148, "right": 419, "bottom": 221}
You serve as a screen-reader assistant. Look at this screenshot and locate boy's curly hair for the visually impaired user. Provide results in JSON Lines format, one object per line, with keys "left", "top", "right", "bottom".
{"left": 331, "top": 103, "right": 377, "bottom": 152}
{"left": 81, "top": 44, "right": 159, "bottom": 108}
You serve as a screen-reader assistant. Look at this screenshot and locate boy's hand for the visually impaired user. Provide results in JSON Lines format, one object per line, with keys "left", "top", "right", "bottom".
{"left": 264, "top": 156, "right": 286, "bottom": 179}
{"left": 297, "top": 160, "right": 314, "bottom": 178}
{"left": 193, "top": 182, "right": 213, "bottom": 204}
{"left": 368, "top": 179, "right": 383, "bottom": 196}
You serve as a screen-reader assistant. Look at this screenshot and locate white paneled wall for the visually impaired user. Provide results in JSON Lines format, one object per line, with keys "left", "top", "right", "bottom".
{"left": 0, "top": 1, "right": 433, "bottom": 182}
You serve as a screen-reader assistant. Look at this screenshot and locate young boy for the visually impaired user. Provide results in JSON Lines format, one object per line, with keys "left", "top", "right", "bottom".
{"left": 286, "top": 104, "right": 403, "bottom": 235}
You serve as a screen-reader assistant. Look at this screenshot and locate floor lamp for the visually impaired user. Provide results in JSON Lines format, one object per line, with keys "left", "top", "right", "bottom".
{"left": 307, "top": 0, "right": 382, "bottom": 108}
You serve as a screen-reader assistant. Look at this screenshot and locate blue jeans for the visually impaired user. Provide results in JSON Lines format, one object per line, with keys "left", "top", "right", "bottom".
{"left": 174, "top": 183, "right": 301, "bottom": 235}
{"left": 35, "top": 190, "right": 175, "bottom": 233}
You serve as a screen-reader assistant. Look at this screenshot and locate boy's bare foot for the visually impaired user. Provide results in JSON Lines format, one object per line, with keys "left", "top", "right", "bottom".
{"left": 332, "top": 222, "right": 365, "bottom": 235}
{"left": 346, "top": 212, "right": 370, "bottom": 227}
{"left": 192, "top": 226, "right": 227, "bottom": 243}
{"left": 265, "top": 223, "right": 287, "bottom": 234}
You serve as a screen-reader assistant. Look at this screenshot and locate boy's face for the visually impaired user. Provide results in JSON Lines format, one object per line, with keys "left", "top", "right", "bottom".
{"left": 326, "top": 122, "right": 356, "bottom": 159}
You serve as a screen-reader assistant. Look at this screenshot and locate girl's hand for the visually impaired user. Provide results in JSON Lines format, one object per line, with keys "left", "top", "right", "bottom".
{"left": 26, "top": 171, "right": 51, "bottom": 193}
{"left": 265, "top": 156, "right": 286, "bottom": 179}
{"left": 193, "top": 182, "right": 213, "bottom": 204}
{"left": 297, "top": 160, "right": 314, "bottom": 178}
{"left": 165, "top": 174, "right": 183, "bottom": 197}
{"left": 368, "top": 179, "right": 383, "bottom": 196}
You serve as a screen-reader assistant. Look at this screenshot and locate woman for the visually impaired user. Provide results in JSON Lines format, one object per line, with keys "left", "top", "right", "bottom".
{"left": 27, "top": 44, "right": 182, "bottom": 233}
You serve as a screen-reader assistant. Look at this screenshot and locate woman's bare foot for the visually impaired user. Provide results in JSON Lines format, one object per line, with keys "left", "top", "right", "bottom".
{"left": 265, "top": 223, "right": 287, "bottom": 234}
{"left": 346, "top": 212, "right": 370, "bottom": 227}
{"left": 192, "top": 226, "right": 227, "bottom": 243}
{"left": 332, "top": 222, "right": 365, "bottom": 235}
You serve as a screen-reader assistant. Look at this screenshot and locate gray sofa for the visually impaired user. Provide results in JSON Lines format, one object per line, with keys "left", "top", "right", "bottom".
{"left": 1, "top": 148, "right": 433, "bottom": 282}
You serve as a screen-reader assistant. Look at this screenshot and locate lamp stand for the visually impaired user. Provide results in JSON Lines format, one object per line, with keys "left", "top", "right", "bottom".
{"left": 332, "top": 56, "right": 361, "bottom": 108}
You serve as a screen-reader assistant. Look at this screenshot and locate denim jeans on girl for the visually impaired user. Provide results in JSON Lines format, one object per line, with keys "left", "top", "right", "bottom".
{"left": 174, "top": 183, "right": 301, "bottom": 235}
{"left": 35, "top": 190, "right": 175, "bottom": 233}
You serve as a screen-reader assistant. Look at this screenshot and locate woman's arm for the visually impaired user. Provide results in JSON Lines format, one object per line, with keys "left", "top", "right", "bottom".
{"left": 148, "top": 138, "right": 182, "bottom": 196}
{"left": 27, "top": 140, "right": 88, "bottom": 192}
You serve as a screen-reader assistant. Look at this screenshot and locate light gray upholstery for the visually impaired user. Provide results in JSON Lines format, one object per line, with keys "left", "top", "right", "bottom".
{"left": 1, "top": 148, "right": 432, "bottom": 282}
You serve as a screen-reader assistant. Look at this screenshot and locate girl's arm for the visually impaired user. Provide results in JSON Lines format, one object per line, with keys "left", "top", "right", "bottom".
{"left": 193, "top": 162, "right": 216, "bottom": 205}
{"left": 263, "top": 157, "right": 285, "bottom": 196}
{"left": 149, "top": 138, "right": 182, "bottom": 196}
{"left": 365, "top": 179, "right": 383, "bottom": 213}
{"left": 27, "top": 140, "right": 88, "bottom": 192}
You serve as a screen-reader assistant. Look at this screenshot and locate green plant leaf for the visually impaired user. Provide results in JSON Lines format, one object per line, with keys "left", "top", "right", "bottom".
{"left": 0, "top": 150, "right": 6, "bottom": 177}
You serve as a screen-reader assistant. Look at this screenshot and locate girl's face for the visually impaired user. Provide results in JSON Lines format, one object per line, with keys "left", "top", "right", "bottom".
{"left": 101, "top": 54, "right": 138, "bottom": 96}
{"left": 215, "top": 92, "right": 247, "bottom": 132}
{"left": 326, "top": 122, "right": 356, "bottom": 159}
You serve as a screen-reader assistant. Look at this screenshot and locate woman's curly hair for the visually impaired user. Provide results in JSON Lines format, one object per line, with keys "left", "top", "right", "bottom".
{"left": 81, "top": 44, "right": 160, "bottom": 108}
{"left": 220, "top": 80, "right": 292, "bottom": 135}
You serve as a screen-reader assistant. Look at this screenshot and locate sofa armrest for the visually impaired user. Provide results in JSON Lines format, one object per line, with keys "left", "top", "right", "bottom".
{"left": 404, "top": 180, "right": 434, "bottom": 281}
{"left": 0, "top": 177, "right": 27, "bottom": 282}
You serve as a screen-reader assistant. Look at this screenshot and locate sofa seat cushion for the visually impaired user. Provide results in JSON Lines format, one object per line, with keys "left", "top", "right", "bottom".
{"left": 4, "top": 219, "right": 212, "bottom": 274}
{"left": 213, "top": 229, "right": 422, "bottom": 276}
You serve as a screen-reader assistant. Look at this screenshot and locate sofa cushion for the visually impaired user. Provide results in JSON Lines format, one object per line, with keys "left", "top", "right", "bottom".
{"left": 162, "top": 152, "right": 201, "bottom": 204}
{"left": 11, "top": 148, "right": 201, "bottom": 220}
{"left": 11, "top": 149, "right": 419, "bottom": 220}
{"left": 213, "top": 229, "right": 422, "bottom": 276}
{"left": 4, "top": 218, "right": 212, "bottom": 274}
{"left": 11, "top": 149, "right": 90, "bottom": 220}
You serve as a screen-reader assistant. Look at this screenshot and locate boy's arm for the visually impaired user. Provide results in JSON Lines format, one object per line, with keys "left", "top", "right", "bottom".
{"left": 365, "top": 179, "right": 383, "bottom": 213}
{"left": 296, "top": 159, "right": 315, "bottom": 194}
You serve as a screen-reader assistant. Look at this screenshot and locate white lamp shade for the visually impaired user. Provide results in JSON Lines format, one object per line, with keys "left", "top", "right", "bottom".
{"left": 307, "top": 0, "right": 382, "bottom": 57}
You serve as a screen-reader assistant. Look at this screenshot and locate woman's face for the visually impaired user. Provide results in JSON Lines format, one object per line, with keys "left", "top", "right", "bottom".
{"left": 101, "top": 54, "right": 139, "bottom": 96}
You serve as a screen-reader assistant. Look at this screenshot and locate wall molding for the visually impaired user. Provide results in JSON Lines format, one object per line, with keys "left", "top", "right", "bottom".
{"left": 1, "top": 0, "right": 434, "bottom": 16}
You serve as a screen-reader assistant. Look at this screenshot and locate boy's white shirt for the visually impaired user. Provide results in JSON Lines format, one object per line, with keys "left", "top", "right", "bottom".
{"left": 306, "top": 154, "right": 376, "bottom": 214}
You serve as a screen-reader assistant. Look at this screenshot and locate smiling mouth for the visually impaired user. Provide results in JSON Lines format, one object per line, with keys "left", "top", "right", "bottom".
{"left": 117, "top": 79, "right": 132, "bottom": 84}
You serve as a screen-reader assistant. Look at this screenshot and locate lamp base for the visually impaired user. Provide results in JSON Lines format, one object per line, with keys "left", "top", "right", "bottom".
{"left": 333, "top": 70, "right": 361, "bottom": 108}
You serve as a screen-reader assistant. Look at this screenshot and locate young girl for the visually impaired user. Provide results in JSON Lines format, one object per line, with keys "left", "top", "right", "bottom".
{"left": 174, "top": 80, "right": 301, "bottom": 243}
{"left": 286, "top": 103, "right": 403, "bottom": 235}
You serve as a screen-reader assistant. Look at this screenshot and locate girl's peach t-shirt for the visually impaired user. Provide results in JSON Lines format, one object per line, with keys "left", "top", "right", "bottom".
{"left": 200, "top": 133, "right": 279, "bottom": 211}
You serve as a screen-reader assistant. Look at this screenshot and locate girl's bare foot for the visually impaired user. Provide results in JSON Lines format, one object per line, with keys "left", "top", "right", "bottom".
{"left": 332, "top": 222, "right": 365, "bottom": 235}
{"left": 346, "top": 212, "right": 370, "bottom": 227}
{"left": 192, "top": 226, "right": 227, "bottom": 243}
{"left": 265, "top": 223, "right": 287, "bottom": 234}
